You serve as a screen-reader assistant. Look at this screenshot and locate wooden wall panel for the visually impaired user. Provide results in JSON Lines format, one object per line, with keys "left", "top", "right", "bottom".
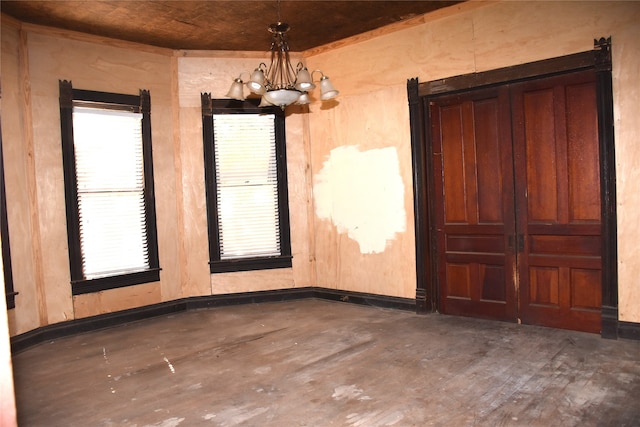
{"left": 1, "top": 19, "right": 41, "bottom": 335}
{"left": 210, "top": 270, "right": 295, "bottom": 295}
{"left": 73, "top": 282, "right": 161, "bottom": 318}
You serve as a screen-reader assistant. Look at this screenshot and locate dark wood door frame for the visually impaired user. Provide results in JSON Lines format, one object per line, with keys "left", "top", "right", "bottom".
{"left": 408, "top": 37, "right": 619, "bottom": 338}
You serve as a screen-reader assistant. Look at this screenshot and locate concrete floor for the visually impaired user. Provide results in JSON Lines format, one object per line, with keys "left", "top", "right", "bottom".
{"left": 11, "top": 299, "right": 640, "bottom": 426}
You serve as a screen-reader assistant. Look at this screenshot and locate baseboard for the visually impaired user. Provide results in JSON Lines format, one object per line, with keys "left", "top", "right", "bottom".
{"left": 10, "top": 300, "right": 187, "bottom": 354}
{"left": 618, "top": 320, "right": 640, "bottom": 341}
{"left": 311, "top": 287, "right": 416, "bottom": 311}
{"left": 10, "top": 287, "right": 415, "bottom": 354}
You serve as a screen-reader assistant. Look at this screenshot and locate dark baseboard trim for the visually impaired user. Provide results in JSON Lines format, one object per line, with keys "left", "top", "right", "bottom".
{"left": 310, "top": 288, "right": 416, "bottom": 311}
{"left": 10, "top": 299, "right": 187, "bottom": 354}
{"left": 12, "top": 287, "right": 638, "bottom": 354}
{"left": 618, "top": 321, "right": 640, "bottom": 341}
{"left": 10, "top": 287, "right": 416, "bottom": 354}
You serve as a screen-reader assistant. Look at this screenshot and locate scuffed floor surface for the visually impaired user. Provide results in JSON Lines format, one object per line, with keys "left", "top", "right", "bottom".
{"left": 12, "top": 299, "right": 640, "bottom": 426}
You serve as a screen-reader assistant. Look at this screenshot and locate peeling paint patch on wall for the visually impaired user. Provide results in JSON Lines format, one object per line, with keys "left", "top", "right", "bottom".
{"left": 314, "top": 146, "right": 406, "bottom": 254}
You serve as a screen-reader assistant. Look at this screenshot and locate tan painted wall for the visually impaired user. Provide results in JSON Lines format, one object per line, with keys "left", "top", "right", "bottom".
{"left": 1, "top": 19, "right": 41, "bottom": 335}
{"left": 303, "top": 1, "right": 640, "bottom": 320}
{"left": 0, "top": 280, "right": 16, "bottom": 426}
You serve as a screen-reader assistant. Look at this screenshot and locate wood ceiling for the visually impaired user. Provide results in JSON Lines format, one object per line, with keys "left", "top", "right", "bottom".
{"left": 1, "top": 1, "right": 463, "bottom": 51}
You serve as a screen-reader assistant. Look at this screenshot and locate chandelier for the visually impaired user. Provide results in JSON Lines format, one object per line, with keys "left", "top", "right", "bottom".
{"left": 225, "top": 1, "right": 339, "bottom": 109}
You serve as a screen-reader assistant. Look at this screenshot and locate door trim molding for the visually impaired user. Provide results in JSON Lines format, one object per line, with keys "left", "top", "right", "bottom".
{"left": 594, "top": 37, "right": 618, "bottom": 338}
{"left": 418, "top": 51, "right": 595, "bottom": 97}
{"left": 407, "top": 77, "right": 434, "bottom": 314}
{"left": 408, "top": 37, "right": 620, "bottom": 338}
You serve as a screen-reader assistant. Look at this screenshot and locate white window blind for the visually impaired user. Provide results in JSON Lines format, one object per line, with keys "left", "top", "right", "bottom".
{"left": 72, "top": 107, "right": 149, "bottom": 279}
{"left": 213, "top": 114, "right": 280, "bottom": 259}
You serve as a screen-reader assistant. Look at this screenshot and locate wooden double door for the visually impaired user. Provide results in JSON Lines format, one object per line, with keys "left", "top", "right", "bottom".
{"left": 430, "top": 70, "right": 602, "bottom": 333}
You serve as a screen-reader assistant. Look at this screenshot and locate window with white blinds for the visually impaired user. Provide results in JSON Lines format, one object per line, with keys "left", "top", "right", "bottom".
{"left": 213, "top": 114, "right": 280, "bottom": 259}
{"left": 201, "top": 95, "right": 292, "bottom": 273}
{"left": 59, "top": 81, "right": 160, "bottom": 295}
{"left": 72, "top": 108, "right": 149, "bottom": 279}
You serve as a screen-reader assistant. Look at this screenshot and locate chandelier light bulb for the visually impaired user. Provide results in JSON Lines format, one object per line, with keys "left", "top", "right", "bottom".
{"left": 319, "top": 76, "right": 339, "bottom": 101}
{"left": 296, "top": 92, "right": 311, "bottom": 105}
{"left": 225, "top": 77, "right": 245, "bottom": 101}
{"left": 247, "top": 66, "right": 266, "bottom": 95}
{"left": 295, "top": 66, "right": 315, "bottom": 92}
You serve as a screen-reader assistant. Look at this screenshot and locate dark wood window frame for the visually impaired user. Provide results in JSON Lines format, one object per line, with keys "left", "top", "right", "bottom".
{"left": 59, "top": 81, "right": 161, "bottom": 295}
{"left": 408, "top": 37, "right": 618, "bottom": 338}
{"left": 201, "top": 95, "right": 292, "bottom": 273}
{"left": 0, "top": 120, "right": 17, "bottom": 309}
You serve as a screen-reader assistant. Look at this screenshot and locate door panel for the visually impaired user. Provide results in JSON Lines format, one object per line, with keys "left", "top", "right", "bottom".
{"left": 513, "top": 71, "right": 601, "bottom": 333}
{"left": 566, "top": 83, "right": 601, "bottom": 221}
{"left": 431, "top": 87, "right": 517, "bottom": 321}
{"left": 520, "top": 88, "right": 559, "bottom": 222}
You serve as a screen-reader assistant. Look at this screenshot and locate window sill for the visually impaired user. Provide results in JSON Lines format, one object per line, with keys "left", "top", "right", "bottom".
{"left": 210, "top": 256, "right": 292, "bottom": 273}
{"left": 71, "top": 268, "right": 161, "bottom": 295}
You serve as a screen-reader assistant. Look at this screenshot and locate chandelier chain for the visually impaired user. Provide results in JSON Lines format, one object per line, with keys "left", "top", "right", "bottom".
{"left": 277, "top": 0, "right": 281, "bottom": 23}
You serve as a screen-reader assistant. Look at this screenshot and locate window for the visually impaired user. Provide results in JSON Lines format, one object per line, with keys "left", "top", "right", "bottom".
{"left": 201, "top": 94, "right": 292, "bottom": 273}
{"left": 0, "top": 120, "right": 16, "bottom": 309}
{"left": 59, "top": 81, "right": 160, "bottom": 295}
